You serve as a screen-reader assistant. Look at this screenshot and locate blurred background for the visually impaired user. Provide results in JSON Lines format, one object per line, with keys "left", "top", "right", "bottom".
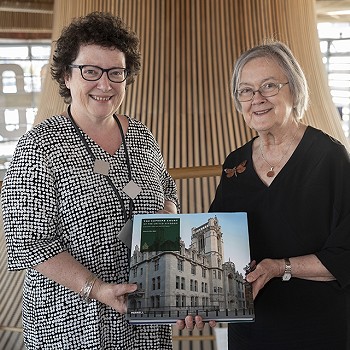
{"left": 1, "top": 1, "right": 350, "bottom": 349}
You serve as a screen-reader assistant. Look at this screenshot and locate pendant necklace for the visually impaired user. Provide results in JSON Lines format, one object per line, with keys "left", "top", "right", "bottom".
{"left": 67, "top": 105, "right": 138, "bottom": 222}
{"left": 260, "top": 124, "right": 299, "bottom": 178}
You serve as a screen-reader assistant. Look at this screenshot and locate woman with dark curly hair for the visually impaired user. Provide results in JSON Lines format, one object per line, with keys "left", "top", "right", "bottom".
{"left": 1, "top": 12, "right": 178, "bottom": 349}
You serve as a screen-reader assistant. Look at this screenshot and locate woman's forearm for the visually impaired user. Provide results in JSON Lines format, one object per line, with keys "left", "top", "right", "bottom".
{"left": 288, "top": 254, "right": 335, "bottom": 281}
{"left": 34, "top": 251, "right": 94, "bottom": 294}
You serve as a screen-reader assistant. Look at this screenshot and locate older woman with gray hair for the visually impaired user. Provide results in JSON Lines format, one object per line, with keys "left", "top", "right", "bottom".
{"left": 210, "top": 40, "right": 350, "bottom": 349}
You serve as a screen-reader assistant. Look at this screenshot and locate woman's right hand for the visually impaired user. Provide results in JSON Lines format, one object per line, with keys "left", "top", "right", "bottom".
{"left": 176, "top": 315, "right": 216, "bottom": 331}
{"left": 34, "top": 251, "right": 137, "bottom": 313}
{"left": 92, "top": 280, "right": 138, "bottom": 313}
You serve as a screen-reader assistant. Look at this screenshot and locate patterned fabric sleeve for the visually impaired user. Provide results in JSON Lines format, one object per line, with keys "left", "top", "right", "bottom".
{"left": 1, "top": 115, "right": 176, "bottom": 349}
{"left": 1, "top": 130, "right": 64, "bottom": 271}
{"left": 155, "top": 143, "right": 179, "bottom": 210}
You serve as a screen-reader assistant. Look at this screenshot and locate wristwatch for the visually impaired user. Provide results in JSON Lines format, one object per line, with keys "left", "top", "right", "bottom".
{"left": 282, "top": 258, "right": 292, "bottom": 281}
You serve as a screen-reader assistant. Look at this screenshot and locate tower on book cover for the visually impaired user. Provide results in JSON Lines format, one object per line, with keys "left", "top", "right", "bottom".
{"left": 126, "top": 212, "right": 254, "bottom": 324}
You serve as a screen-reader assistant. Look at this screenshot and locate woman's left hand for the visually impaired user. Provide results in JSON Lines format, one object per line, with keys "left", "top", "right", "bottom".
{"left": 157, "top": 200, "right": 178, "bottom": 214}
{"left": 176, "top": 315, "right": 216, "bottom": 331}
{"left": 246, "top": 255, "right": 336, "bottom": 299}
{"left": 245, "top": 258, "right": 282, "bottom": 299}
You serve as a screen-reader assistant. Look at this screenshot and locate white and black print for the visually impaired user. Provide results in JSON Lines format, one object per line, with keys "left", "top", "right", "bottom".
{"left": 2, "top": 115, "right": 178, "bottom": 349}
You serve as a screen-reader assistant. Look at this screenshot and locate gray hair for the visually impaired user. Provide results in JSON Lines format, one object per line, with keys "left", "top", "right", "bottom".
{"left": 231, "top": 40, "right": 309, "bottom": 120}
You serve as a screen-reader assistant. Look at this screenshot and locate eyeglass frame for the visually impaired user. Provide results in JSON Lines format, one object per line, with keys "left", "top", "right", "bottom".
{"left": 235, "top": 82, "right": 289, "bottom": 102}
{"left": 68, "top": 64, "right": 129, "bottom": 83}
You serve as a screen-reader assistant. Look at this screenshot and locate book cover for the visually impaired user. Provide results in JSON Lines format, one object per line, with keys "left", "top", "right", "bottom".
{"left": 126, "top": 212, "right": 254, "bottom": 324}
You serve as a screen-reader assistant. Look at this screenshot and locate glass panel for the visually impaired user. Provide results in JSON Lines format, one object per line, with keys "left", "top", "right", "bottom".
{"left": 31, "top": 45, "right": 51, "bottom": 59}
{"left": 328, "top": 73, "right": 350, "bottom": 81}
{"left": 318, "top": 23, "right": 350, "bottom": 141}
{"left": 0, "top": 41, "right": 51, "bottom": 180}
{"left": 329, "top": 56, "right": 350, "bottom": 64}
{"left": 330, "top": 40, "right": 350, "bottom": 53}
{"left": 0, "top": 46, "right": 28, "bottom": 59}
{"left": 329, "top": 63, "right": 350, "bottom": 71}
{"left": 2, "top": 71, "right": 17, "bottom": 93}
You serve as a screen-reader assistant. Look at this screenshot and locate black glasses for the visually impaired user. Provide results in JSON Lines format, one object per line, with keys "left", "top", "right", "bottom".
{"left": 236, "top": 82, "right": 289, "bottom": 102}
{"left": 69, "top": 64, "right": 128, "bottom": 83}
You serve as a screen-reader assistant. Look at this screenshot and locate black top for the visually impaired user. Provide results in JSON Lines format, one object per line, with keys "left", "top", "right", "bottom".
{"left": 210, "top": 126, "right": 350, "bottom": 350}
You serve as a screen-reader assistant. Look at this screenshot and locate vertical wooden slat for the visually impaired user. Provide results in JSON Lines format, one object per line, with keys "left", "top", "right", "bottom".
{"left": 34, "top": 0, "right": 349, "bottom": 214}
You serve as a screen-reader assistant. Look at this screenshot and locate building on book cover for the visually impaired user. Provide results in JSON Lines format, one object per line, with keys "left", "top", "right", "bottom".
{"left": 127, "top": 213, "right": 254, "bottom": 323}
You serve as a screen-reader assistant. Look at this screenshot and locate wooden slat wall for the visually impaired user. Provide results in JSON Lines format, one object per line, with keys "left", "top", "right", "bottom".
{"left": 34, "top": 0, "right": 349, "bottom": 214}
{"left": 0, "top": 1, "right": 53, "bottom": 39}
{"left": 0, "top": 210, "right": 25, "bottom": 350}
{"left": 2, "top": 1, "right": 350, "bottom": 349}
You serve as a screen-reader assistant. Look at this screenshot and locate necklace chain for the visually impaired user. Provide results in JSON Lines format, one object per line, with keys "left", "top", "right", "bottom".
{"left": 260, "top": 124, "right": 299, "bottom": 177}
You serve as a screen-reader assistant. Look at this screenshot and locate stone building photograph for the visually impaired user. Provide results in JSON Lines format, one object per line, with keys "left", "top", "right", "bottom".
{"left": 127, "top": 213, "right": 254, "bottom": 323}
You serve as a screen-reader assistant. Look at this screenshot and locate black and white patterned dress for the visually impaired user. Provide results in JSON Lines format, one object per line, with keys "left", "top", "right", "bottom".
{"left": 1, "top": 115, "right": 179, "bottom": 349}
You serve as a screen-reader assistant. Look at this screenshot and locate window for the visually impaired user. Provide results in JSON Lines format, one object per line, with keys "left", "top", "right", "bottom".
{"left": 177, "top": 258, "right": 184, "bottom": 271}
{"left": 154, "top": 259, "right": 159, "bottom": 271}
{"left": 2, "top": 70, "right": 17, "bottom": 93}
{"left": 199, "top": 235, "right": 205, "bottom": 252}
{"left": 318, "top": 23, "right": 350, "bottom": 139}
{"left": 0, "top": 41, "right": 51, "bottom": 179}
{"left": 176, "top": 276, "right": 180, "bottom": 289}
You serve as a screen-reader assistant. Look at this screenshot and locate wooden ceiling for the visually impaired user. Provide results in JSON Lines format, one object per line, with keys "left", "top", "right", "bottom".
{"left": 0, "top": 0, "right": 350, "bottom": 39}
{"left": 316, "top": 0, "right": 350, "bottom": 22}
{"left": 0, "top": 0, "right": 54, "bottom": 39}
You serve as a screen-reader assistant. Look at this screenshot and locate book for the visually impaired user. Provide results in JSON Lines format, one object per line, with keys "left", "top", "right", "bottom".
{"left": 126, "top": 212, "right": 254, "bottom": 324}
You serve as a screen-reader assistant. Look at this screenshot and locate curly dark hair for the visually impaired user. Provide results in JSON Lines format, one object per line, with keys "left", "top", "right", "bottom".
{"left": 51, "top": 12, "right": 141, "bottom": 103}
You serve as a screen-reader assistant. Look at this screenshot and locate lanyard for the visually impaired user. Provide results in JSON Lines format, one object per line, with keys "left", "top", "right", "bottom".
{"left": 67, "top": 105, "right": 133, "bottom": 223}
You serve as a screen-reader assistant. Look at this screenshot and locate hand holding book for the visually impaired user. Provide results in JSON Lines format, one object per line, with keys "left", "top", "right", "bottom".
{"left": 176, "top": 315, "right": 216, "bottom": 331}
{"left": 127, "top": 212, "right": 254, "bottom": 324}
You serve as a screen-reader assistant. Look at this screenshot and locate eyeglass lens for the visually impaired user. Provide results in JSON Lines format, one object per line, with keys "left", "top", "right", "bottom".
{"left": 80, "top": 65, "right": 127, "bottom": 83}
{"left": 237, "top": 83, "right": 284, "bottom": 102}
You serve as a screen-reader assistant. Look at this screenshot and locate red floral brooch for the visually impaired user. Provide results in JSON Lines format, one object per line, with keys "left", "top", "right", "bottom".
{"left": 224, "top": 160, "right": 247, "bottom": 178}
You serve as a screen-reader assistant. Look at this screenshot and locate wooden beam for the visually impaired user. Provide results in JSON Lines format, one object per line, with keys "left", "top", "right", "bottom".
{"left": 168, "top": 165, "right": 222, "bottom": 180}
